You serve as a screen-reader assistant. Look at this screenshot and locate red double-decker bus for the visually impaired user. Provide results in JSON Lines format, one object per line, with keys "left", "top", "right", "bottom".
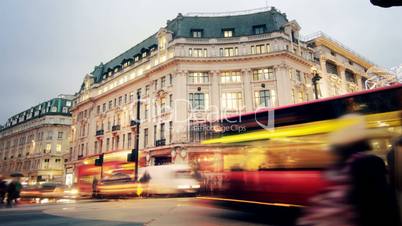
{"left": 198, "top": 84, "right": 402, "bottom": 207}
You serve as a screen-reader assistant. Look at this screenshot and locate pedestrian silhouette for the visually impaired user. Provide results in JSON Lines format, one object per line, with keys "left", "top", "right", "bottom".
{"left": 298, "top": 114, "right": 400, "bottom": 226}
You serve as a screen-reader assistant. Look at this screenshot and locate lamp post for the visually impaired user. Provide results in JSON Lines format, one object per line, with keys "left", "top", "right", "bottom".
{"left": 311, "top": 66, "right": 322, "bottom": 100}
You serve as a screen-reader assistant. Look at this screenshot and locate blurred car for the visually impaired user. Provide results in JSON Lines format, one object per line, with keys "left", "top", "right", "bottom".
{"left": 138, "top": 164, "right": 200, "bottom": 196}
{"left": 21, "top": 182, "right": 78, "bottom": 199}
{"left": 97, "top": 173, "right": 139, "bottom": 197}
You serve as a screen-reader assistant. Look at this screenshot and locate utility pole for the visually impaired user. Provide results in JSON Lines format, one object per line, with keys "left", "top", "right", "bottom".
{"left": 134, "top": 89, "right": 141, "bottom": 181}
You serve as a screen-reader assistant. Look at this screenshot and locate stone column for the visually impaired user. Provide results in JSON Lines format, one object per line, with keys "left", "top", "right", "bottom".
{"left": 275, "top": 63, "right": 293, "bottom": 106}
{"left": 172, "top": 70, "right": 189, "bottom": 143}
{"left": 241, "top": 68, "right": 253, "bottom": 112}
{"left": 319, "top": 57, "right": 330, "bottom": 98}
{"left": 209, "top": 70, "right": 220, "bottom": 120}
{"left": 338, "top": 65, "right": 347, "bottom": 94}
{"left": 356, "top": 74, "right": 363, "bottom": 90}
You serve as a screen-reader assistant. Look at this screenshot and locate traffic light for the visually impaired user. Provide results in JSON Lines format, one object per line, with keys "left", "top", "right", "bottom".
{"left": 95, "top": 153, "right": 104, "bottom": 166}
{"left": 127, "top": 149, "right": 138, "bottom": 162}
{"left": 371, "top": 0, "right": 402, "bottom": 7}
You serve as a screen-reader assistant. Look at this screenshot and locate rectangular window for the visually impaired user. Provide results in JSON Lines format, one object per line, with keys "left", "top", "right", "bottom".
{"left": 144, "top": 129, "right": 148, "bottom": 148}
{"left": 169, "top": 94, "right": 173, "bottom": 108}
{"left": 169, "top": 121, "right": 173, "bottom": 144}
{"left": 56, "top": 144, "right": 62, "bottom": 152}
{"left": 220, "top": 71, "right": 241, "bottom": 83}
{"left": 46, "top": 144, "right": 52, "bottom": 152}
{"left": 191, "top": 29, "right": 203, "bottom": 38}
{"left": 108, "top": 101, "right": 112, "bottom": 110}
{"left": 103, "top": 103, "right": 106, "bottom": 112}
{"left": 219, "top": 48, "right": 224, "bottom": 56}
{"left": 223, "top": 29, "right": 234, "bottom": 37}
{"left": 253, "top": 25, "right": 266, "bottom": 35}
{"left": 97, "top": 105, "right": 100, "bottom": 114}
{"left": 127, "top": 133, "right": 132, "bottom": 148}
{"left": 144, "top": 105, "right": 149, "bottom": 120}
{"left": 188, "top": 72, "right": 209, "bottom": 84}
{"left": 153, "top": 125, "right": 157, "bottom": 145}
{"left": 161, "top": 76, "right": 166, "bottom": 88}
{"left": 234, "top": 47, "right": 239, "bottom": 56}
{"left": 189, "top": 93, "right": 206, "bottom": 110}
{"left": 154, "top": 80, "right": 158, "bottom": 90}
{"left": 255, "top": 44, "right": 266, "bottom": 54}
{"left": 191, "top": 48, "right": 206, "bottom": 57}
{"left": 169, "top": 74, "right": 173, "bottom": 85}
{"left": 160, "top": 123, "right": 165, "bottom": 140}
{"left": 161, "top": 97, "right": 166, "bottom": 113}
{"left": 224, "top": 48, "right": 234, "bottom": 57}
{"left": 118, "top": 96, "right": 122, "bottom": 106}
{"left": 145, "top": 85, "right": 150, "bottom": 95}
{"left": 129, "top": 92, "right": 134, "bottom": 102}
{"left": 106, "top": 138, "right": 110, "bottom": 151}
{"left": 252, "top": 68, "right": 275, "bottom": 81}
{"left": 57, "top": 132, "right": 63, "bottom": 139}
{"left": 221, "top": 92, "right": 243, "bottom": 111}
{"left": 124, "top": 94, "right": 127, "bottom": 104}
{"left": 296, "top": 70, "right": 302, "bottom": 82}
{"left": 254, "top": 90, "right": 271, "bottom": 107}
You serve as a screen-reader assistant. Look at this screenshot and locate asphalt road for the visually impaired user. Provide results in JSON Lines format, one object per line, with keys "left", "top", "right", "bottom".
{"left": 0, "top": 197, "right": 299, "bottom": 226}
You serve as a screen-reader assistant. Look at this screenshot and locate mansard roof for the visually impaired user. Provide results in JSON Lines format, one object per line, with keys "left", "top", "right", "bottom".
{"left": 90, "top": 8, "right": 288, "bottom": 84}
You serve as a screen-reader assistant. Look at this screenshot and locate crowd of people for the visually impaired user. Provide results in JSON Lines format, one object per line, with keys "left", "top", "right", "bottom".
{"left": 0, "top": 176, "right": 22, "bottom": 208}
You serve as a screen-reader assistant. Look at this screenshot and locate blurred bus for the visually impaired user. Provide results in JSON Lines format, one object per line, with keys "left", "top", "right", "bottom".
{"left": 197, "top": 84, "right": 402, "bottom": 207}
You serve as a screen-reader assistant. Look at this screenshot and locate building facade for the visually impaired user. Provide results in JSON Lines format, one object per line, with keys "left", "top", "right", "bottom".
{"left": 305, "top": 32, "right": 394, "bottom": 97}
{"left": 0, "top": 95, "right": 73, "bottom": 184}
{"left": 69, "top": 8, "right": 392, "bottom": 180}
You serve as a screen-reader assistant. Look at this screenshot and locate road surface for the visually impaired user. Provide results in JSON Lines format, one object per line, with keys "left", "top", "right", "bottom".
{"left": 0, "top": 197, "right": 298, "bottom": 226}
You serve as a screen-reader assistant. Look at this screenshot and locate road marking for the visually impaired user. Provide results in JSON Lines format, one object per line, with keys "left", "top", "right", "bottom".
{"left": 196, "top": 196, "right": 304, "bottom": 208}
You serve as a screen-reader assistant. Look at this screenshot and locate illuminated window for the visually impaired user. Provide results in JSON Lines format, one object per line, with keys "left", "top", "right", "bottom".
{"left": 188, "top": 72, "right": 209, "bottom": 84}
{"left": 161, "top": 97, "right": 166, "bottom": 113}
{"left": 46, "top": 144, "right": 51, "bottom": 151}
{"left": 221, "top": 92, "right": 243, "bottom": 111}
{"left": 253, "top": 68, "right": 275, "bottom": 81}
{"left": 224, "top": 48, "right": 234, "bottom": 57}
{"left": 254, "top": 90, "right": 271, "bottom": 107}
{"left": 190, "top": 48, "right": 207, "bottom": 57}
{"left": 191, "top": 29, "right": 203, "bottom": 38}
{"left": 220, "top": 71, "right": 241, "bottom": 83}
{"left": 189, "top": 93, "right": 207, "bottom": 110}
{"left": 255, "top": 44, "right": 266, "bottom": 54}
{"left": 56, "top": 144, "right": 61, "bottom": 152}
{"left": 144, "top": 128, "right": 148, "bottom": 148}
{"left": 223, "top": 29, "right": 234, "bottom": 37}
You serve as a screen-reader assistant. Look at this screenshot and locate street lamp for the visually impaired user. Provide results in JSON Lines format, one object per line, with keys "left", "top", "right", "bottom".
{"left": 311, "top": 66, "right": 322, "bottom": 100}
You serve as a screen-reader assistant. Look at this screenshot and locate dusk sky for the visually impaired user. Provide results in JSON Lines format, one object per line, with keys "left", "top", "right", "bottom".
{"left": 0, "top": 0, "right": 401, "bottom": 123}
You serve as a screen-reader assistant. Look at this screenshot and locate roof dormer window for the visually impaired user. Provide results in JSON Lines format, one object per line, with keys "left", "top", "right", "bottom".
{"left": 222, "top": 28, "right": 234, "bottom": 38}
{"left": 191, "top": 29, "right": 203, "bottom": 38}
{"left": 253, "top": 25, "right": 266, "bottom": 35}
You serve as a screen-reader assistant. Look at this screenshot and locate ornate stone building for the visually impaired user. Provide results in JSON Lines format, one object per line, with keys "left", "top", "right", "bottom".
{"left": 69, "top": 8, "right": 392, "bottom": 180}
{"left": 0, "top": 95, "right": 73, "bottom": 184}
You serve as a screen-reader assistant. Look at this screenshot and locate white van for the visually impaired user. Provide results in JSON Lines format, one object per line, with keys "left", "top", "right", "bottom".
{"left": 138, "top": 164, "right": 200, "bottom": 195}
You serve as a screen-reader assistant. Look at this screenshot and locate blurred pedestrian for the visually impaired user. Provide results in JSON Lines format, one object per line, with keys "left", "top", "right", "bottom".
{"left": 6, "top": 177, "right": 21, "bottom": 207}
{"left": 298, "top": 114, "right": 400, "bottom": 226}
{"left": 388, "top": 137, "right": 402, "bottom": 222}
{"left": 92, "top": 177, "right": 98, "bottom": 198}
{"left": 0, "top": 176, "right": 7, "bottom": 204}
